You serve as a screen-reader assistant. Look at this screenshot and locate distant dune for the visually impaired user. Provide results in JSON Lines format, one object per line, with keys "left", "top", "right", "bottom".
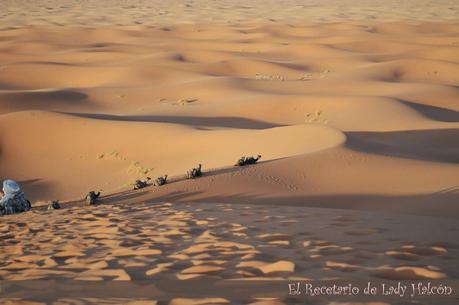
{"left": 0, "top": 1, "right": 459, "bottom": 304}
{"left": 0, "top": 22, "right": 457, "bottom": 214}
{"left": 0, "top": 0, "right": 458, "bottom": 27}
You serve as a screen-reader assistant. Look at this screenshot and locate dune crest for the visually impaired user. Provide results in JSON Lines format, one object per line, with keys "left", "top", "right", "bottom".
{"left": 1, "top": 2, "right": 459, "bottom": 304}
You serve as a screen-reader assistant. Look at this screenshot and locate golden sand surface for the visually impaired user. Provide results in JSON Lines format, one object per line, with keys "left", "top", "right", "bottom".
{"left": 1, "top": 1, "right": 459, "bottom": 304}
{"left": 1, "top": 202, "right": 458, "bottom": 304}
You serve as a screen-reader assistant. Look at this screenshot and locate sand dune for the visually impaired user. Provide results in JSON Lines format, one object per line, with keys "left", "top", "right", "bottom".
{"left": 0, "top": 110, "right": 344, "bottom": 201}
{"left": 0, "top": 22, "right": 458, "bottom": 203}
{"left": 1, "top": 1, "right": 459, "bottom": 304}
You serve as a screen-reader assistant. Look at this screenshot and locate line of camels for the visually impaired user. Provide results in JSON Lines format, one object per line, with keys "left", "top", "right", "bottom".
{"left": 48, "top": 155, "right": 261, "bottom": 210}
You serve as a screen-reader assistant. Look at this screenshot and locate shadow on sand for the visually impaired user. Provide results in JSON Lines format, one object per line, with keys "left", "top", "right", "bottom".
{"left": 61, "top": 112, "right": 283, "bottom": 129}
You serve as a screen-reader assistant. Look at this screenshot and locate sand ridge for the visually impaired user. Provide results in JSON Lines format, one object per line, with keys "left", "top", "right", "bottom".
{"left": 0, "top": 1, "right": 459, "bottom": 304}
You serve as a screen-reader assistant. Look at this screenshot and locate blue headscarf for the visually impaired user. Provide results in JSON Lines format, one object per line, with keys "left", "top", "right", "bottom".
{"left": 3, "top": 179, "right": 21, "bottom": 195}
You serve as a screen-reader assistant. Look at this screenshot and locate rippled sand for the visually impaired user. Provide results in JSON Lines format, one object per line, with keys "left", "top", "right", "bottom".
{"left": 1, "top": 202, "right": 458, "bottom": 304}
{"left": 1, "top": 1, "right": 459, "bottom": 304}
{"left": 0, "top": 0, "right": 458, "bottom": 27}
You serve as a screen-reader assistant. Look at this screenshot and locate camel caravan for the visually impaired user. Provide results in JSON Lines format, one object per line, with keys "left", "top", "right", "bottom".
{"left": 1, "top": 154, "right": 262, "bottom": 215}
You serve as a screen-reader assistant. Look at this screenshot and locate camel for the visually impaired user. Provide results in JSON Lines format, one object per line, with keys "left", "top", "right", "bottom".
{"left": 86, "top": 191, "right": 101, "bottom": 205}
{"left": 47, "top": 200, "right": 61, "bottom": 210}
{"left": 186, "top": 164, "right": 202, "bottom": 179}
{"left": 133, "top": 177, "right": 151, "bottom": 190}
{"left": 235, "top": 155, "right": 261, "bottom": 166}
{"left": 154, "top": 175, "right": 168, "bottom": 186}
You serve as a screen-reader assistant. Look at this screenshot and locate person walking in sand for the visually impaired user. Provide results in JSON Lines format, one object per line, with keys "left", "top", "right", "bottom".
{"left": 0, "top": 180, "right": 31, "bottom": 215}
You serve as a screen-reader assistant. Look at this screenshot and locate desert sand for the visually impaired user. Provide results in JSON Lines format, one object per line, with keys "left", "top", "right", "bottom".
{"left": 0, "top": 0, "right": 459, "bottom": 304}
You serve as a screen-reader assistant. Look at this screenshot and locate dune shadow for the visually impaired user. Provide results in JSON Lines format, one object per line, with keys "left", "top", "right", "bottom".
{"left": 1, "top": 90, "right": 88, "bottom": 102}
{"left": 345, "top": 128, "right": 459, "bottom": 164}
{"left": 0, "top": 82, "right": 20, "bottom": 90}
{"left": 101, "top": 189, "right": 149, "bottom": 204}
{"left": 145, "top": 189, "right": 459, "bottom": 219}
{"left": 398, "top": 99, "right": 459, "bottom": 122}
{"left": 58, "top": 190, "right": 150, "bottom": 209}
{"left": 62, "top": 112, "right": 282, "bottom": 129}
{"left": 0, "top": 90, "right": 89, "bottom": 112}
{"left": 18, "top": 61, "right": 80, "bottom": 67}
{"left": 10, "top": 178, "right": 54, "bottom": 202}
